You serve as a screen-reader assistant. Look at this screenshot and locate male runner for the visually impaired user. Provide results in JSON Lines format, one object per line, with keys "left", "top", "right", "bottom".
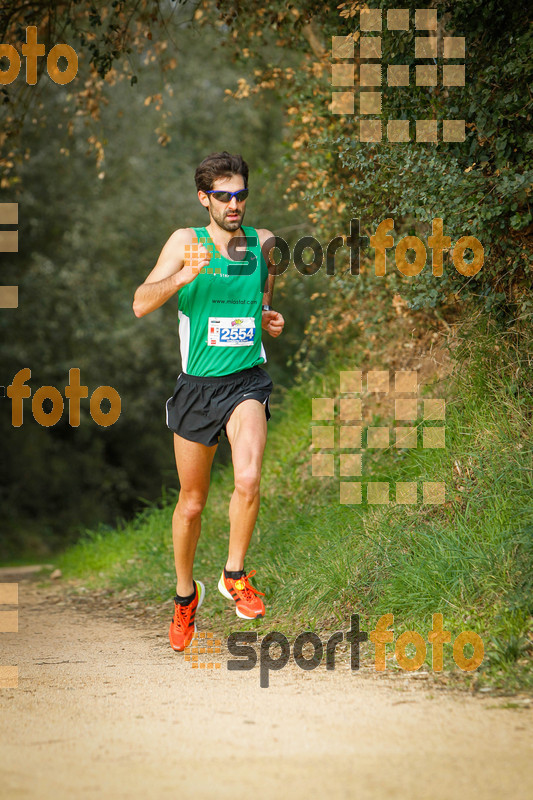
{"left": 133, "top": 151, "right": 284, "bottom": 651}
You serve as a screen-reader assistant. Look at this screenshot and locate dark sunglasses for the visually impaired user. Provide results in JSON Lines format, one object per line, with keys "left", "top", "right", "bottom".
{"left": 205, "top": 189, "right": 249, "bottom": 203}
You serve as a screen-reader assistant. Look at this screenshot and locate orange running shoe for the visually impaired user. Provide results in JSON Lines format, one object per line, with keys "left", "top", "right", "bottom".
{"left": 218, "top": 569, "right": 265, "bottom": 619}
{"left": 168, "top": 580, "right": 205, "bottom": 652}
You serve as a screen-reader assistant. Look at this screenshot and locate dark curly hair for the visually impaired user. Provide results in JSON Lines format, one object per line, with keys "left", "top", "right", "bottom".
{"left": 194, "top": 151, "right": 249, "bottom": 194}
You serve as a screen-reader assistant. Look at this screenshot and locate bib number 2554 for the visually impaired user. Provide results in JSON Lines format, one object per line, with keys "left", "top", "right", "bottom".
{"left": 208, "top": 317, "right": 255, "bottom": 347}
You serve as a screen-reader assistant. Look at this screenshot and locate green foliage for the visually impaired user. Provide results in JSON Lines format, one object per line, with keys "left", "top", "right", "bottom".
{"left": 213, "top": 0, "right": 532, "bottom": 319}
{"left": 329, "top": 0, "right": 533, "bottom": 315}
{"left": 0, "top": 1, "right": 195, "bottom": 179}
{"left": 0, "top": 11, "right": 300, "bottom": 558}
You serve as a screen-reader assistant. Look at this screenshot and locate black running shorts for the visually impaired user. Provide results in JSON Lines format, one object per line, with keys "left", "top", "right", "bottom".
{"left": 165, "top": 365, "right": 273, "bottom": 447}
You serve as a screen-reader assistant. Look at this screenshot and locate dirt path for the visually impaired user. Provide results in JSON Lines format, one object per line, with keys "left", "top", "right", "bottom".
{"left": 0, "top": 569, "right": 532, "bottom": 800}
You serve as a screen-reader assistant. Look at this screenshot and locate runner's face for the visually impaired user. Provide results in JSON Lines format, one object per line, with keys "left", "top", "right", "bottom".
{"left": 207, "top": 175, "right": 246, "bottom": 232}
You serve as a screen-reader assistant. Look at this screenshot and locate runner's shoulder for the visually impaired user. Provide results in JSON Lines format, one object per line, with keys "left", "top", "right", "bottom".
{"left": 168, "top": 227, "right": 200, "bottom": 244}
{"left": 164, "top": 226, "right": 202, "bottom": 255}
{"left": 253, "top": 228, "right": 276, "bottom": 247}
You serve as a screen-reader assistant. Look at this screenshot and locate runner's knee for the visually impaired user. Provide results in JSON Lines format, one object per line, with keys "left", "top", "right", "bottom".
{"left": 234, "top": 469, "right": 261, "bottom": 501}
{"left": 176, "top": 493, "right": 207, "bottom": 522}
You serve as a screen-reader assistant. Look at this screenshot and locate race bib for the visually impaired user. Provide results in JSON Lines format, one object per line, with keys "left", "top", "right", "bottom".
{"left": 208, "top": 317, "right": 256, "bottom": 347}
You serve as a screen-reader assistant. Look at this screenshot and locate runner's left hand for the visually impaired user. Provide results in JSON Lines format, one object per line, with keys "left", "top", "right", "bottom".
{"left": 262, "top": 309, "right": 284, "bottom": 338}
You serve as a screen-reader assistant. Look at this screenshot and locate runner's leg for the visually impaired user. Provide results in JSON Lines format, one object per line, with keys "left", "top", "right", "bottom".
{"left": 225, "top": 399, "right": 268, "bottom": 571}
{"left": 172, "top": 433, "right": 217, "bottom": 596}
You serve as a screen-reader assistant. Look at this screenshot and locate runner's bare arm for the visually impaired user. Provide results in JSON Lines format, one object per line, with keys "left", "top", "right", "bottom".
{"left": 133, "top": 228, "right": 210, "bottom": 318}
{"left": 258, "top": 228, "right": 285, "bottom": 338}
{"left": 262, "top": 270, "right": 275, "bottom": 308}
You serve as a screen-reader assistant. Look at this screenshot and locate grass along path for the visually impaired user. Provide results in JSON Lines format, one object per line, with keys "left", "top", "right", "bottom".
{"left": 54, "top": 313, "right": 533, "bottom": 693}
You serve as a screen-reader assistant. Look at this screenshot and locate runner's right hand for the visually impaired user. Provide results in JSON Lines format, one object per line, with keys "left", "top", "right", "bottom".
{"left": 180, "top": 243, "right": 211, "bottom": 285}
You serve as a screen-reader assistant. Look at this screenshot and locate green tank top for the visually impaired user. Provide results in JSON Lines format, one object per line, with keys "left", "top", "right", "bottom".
{"left": 177, "top": 225, "right": 269, "bottom": 377}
